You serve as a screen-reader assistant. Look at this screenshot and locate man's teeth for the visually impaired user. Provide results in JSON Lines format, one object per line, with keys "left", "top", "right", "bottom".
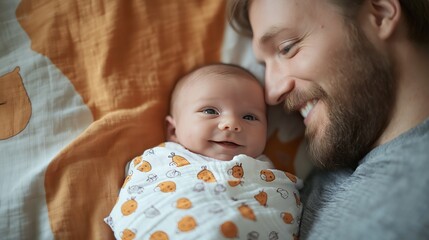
{"left": 300, "top": 100, "right": 318, "bottom": 118}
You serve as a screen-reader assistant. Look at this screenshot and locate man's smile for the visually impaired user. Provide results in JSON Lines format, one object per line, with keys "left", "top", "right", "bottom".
{"left": 300, "top": 99, "right": 318, "bottom": 119}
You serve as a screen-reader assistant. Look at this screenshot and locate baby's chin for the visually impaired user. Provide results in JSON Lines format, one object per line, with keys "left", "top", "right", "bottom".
{"left": 187, "top": 146, "right": 260, "bottom": 161}
{"left": 204, "top": 152, "right": 235, "bottom": 161}
{"left": 205, "top": 151, "right": 259, "bottom": 161}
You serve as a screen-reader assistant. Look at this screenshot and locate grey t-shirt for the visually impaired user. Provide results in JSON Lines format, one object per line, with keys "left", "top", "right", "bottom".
{"left": 300, "top": 117, "right": 429, "bottom": 240}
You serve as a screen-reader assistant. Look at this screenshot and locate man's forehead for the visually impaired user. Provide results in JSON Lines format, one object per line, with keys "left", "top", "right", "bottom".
{"left": 248, "top": 0, "right": 322, "bottom": 30}
{"left": 249, "top": 1, "right": 296, "bottom": 35}
{"left": 249, "top": 0, "right": 327, "bottom": 48}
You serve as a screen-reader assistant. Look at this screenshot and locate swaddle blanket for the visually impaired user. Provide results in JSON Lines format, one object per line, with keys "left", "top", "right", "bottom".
{"left": 105, "top": 142, "right": 303, "bottom": 240}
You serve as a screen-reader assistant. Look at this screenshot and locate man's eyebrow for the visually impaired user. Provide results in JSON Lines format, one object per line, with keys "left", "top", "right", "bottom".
{"left": 258, "top": 26, "right": 287, "bottom": 45}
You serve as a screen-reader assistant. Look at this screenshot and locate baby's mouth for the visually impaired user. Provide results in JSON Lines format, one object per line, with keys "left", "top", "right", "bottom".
{"left": 211, "top": 141, "right": 242, "bottom": 148}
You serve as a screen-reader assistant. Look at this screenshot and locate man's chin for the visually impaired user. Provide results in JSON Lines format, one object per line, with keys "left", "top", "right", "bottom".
{"left": 308, "top": 141, "right": 331, "bottom": 169}
{"left": 305, "top": 129, "right": 340, "bottom": 170}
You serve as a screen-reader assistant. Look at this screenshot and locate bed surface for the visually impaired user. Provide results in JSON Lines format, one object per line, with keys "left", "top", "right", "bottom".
{"left": 0, "top": 0, "right": 311, "bottom": 239}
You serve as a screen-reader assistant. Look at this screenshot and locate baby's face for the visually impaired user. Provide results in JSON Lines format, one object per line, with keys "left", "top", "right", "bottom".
{"left": 171, "top": 71, "right": 267, "bottom": 160}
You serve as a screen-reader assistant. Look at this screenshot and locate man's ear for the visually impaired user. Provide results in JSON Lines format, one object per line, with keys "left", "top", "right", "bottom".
{"left": 166, "top": 115, "right": 178, "bottom": 142}
{"left": 368, "top": 0, "right": 401, "bottom": 40}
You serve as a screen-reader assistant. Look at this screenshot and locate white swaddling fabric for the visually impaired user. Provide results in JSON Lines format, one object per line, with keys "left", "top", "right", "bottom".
{"left": 105, "top": 142, "right": 303, "bottom": 240}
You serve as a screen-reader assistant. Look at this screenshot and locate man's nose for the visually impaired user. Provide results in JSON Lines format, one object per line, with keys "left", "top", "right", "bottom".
{"left": 264, "top": 62, "right": 295, "bottom": 106}
{"left": 218, "top": 117, "right": 241, "bottom": 132}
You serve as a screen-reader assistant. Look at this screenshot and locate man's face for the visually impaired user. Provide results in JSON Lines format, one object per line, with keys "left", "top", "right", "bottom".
{"left": 249, "top": 0, "right": 394, "bottom": 169}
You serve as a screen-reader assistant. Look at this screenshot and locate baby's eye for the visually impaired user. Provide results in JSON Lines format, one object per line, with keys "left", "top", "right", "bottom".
{"left": 243, "top": 114, "right": 257, "bottom": 121}
{"left": 202, "top": 108, "right": 219, "bottom": 115}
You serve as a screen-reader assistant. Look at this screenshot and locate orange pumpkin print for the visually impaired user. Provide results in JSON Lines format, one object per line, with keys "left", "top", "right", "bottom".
{"left": 137, "top": 160, "right": 152, "bottom": 172}
{"left": 260, "top": 169, "right": 276, "bottom": 182}
{"left": 228, "top": 179, "right": 243, "bottom": 187}
{"left": 155, "top": 181, "right": 176, "bottom": 193}
{"left": 230, "top": 163, "right": 244, "bottom": 178}
{"left": 238, "top": 203, "right": 256, "bottom": 221}
{"left": 168, "top": 152, "right": 190, "bottom": 167}
{"left": 281, "top": 212, "right": 294, "bottom": 224}
{"left": 132, "top": 156, "right": 142, "bottom": 167}
{"left": 122, "top": 173, "right": 132, "bottom": 189}
{"left": 121, "top": 198, "right": 138, "bottom": 216}
{"left": 177, "top": 215, "right": 197, "bottom": 232}
{"left": 220, "top": 221, "right": 238, "bottom": 238}
{"left": 149, "top": 230, "right": 169, "bottom": 240}
{"left": 285, "top": 171, "right": 298, "bottom": 183}
{"left": 197, "top": 166, "right": 217, "bottom": 182}
{"left": 254, "top": 190, "right": 268, "bottom": 207}
{"left": 121, "top": 228, "right": 136, "bottom": 240}
{"left": 176, "top": 197, "right": 192, "bottom": 209}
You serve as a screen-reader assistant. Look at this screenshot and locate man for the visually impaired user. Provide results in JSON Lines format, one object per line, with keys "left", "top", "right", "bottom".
{"left": 228, "top": 0, "right": 429, "bottom": 239}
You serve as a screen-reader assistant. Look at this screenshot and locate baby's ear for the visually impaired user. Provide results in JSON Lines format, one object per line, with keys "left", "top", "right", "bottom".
{"left": 165, "top": 115, "right": 178, "bottom": 142}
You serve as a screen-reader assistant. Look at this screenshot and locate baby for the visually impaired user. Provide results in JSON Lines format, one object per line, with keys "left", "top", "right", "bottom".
{"left": 105, "top": 63, "right": 303, "bottom": 240}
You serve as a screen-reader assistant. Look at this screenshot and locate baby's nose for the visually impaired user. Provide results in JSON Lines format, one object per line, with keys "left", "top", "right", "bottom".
{"left": 218, "top": 118, "right": 241, "bottom": 132}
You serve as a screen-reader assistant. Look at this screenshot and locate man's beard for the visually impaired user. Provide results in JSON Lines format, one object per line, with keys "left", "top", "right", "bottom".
{"left": 288, "top": 24, "right": 395, "bottom": 170}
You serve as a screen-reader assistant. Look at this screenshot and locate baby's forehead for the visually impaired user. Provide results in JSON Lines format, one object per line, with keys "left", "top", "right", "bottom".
{"left": 186, "top": 66, "right": 258, "bottom": 87}
{"left": 192, "top": 65, "right": 256, "bottom": 81}
{"left": 170, "top": 65, "right": 262, "bottom": 112}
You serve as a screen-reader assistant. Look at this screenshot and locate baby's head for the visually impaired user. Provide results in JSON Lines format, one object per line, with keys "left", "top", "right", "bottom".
{"left": 166, "top": 63, "right": 267, "bottom": 160}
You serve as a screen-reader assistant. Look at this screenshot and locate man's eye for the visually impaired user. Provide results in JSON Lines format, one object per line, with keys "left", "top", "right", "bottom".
{"left": 280, "top": 43, "right": 294, "bottom": 55}
{"left": 243, "top": 114, "right": 257, "bottom": 121}
{"left": 278, "top": 40, "right": 298, "bottom": 57}
{"left": 202, "top": 108, "right": 218, "bottom": 115}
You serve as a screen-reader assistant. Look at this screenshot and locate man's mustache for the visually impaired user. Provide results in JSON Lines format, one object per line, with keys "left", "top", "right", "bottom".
{"left": 283, "top": 85, "right": 326, "bottom": 113}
